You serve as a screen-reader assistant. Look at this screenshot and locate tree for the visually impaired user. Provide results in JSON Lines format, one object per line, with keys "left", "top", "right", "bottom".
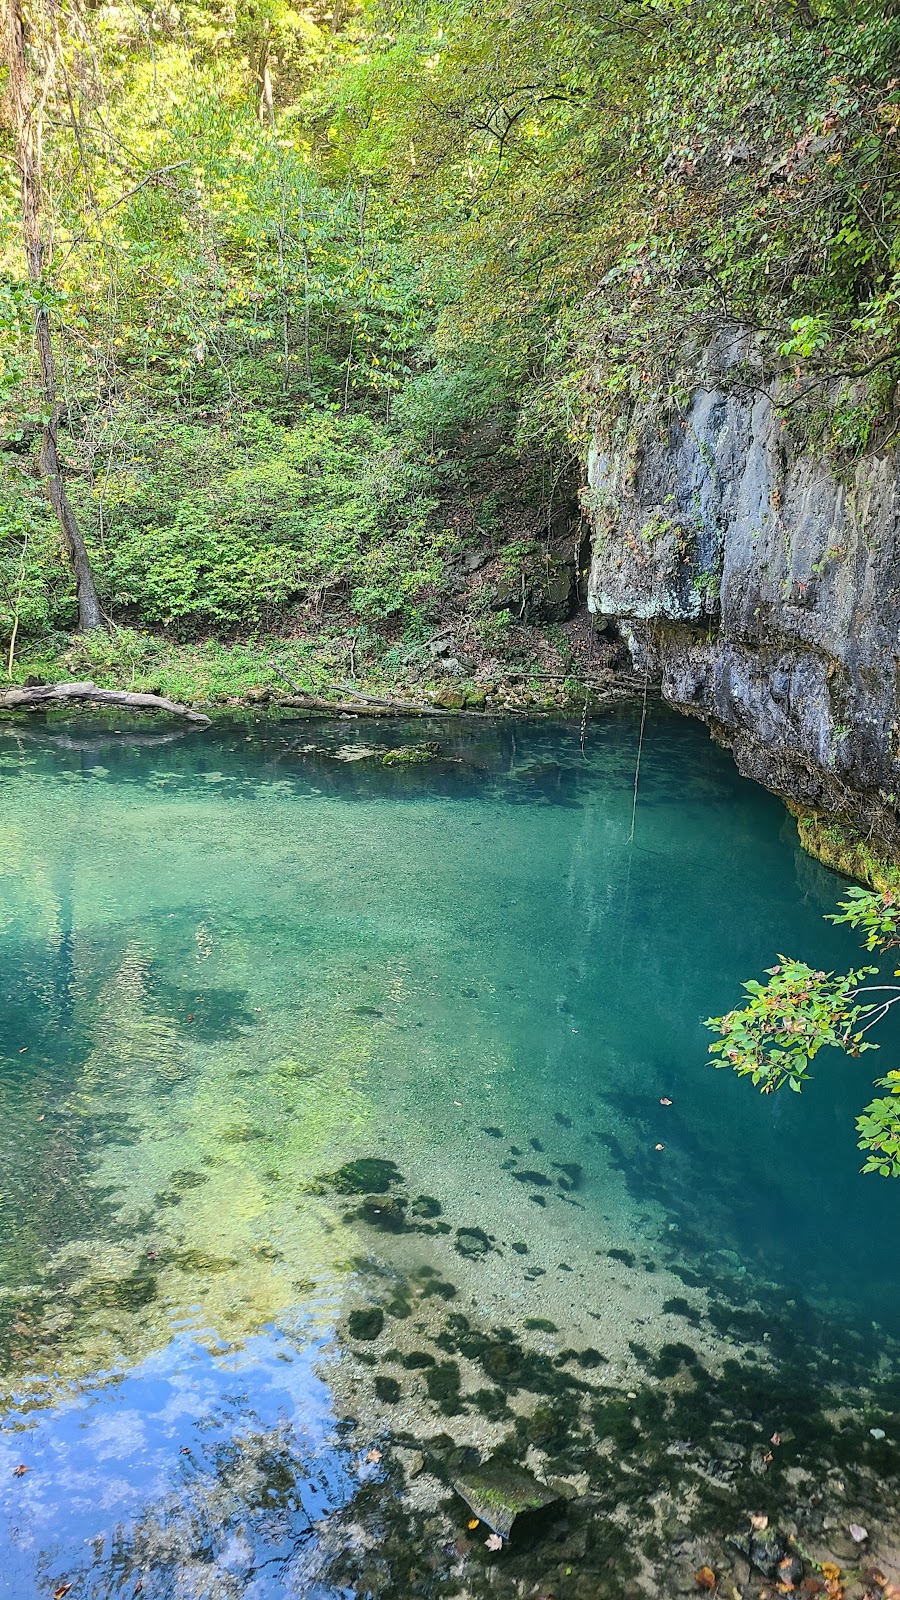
{"left": 706, "top": 888, "right": 900, "bottom": 1177}
{"left": 2, "top": 0, "right": 102, "bottom": 629}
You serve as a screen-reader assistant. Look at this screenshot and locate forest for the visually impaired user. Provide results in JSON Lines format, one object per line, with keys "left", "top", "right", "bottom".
{"left": 1, "top": 0, "right": 897, "bottom": 701}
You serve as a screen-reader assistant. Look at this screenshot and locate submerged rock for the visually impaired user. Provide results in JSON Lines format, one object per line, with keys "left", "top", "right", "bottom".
{"left": 381, "top": 742, "right": 441, "bottom": 766}
{"left": 746, "top": 1529, "right": 789, "bottom": 1578}
{"left": 351, "top": 1194, "right": 408, "bottom": 1231}
{"left": 452, "top": 1457, "right": 563, "bottom": 1540}
{"left": 455, "top": 1226, "right": 492, "bottom": 1259}
{"left": 348, "top": 1308, "right": 385, "bottom": 1341}
{"left": 322, "top": 1157, "right": 403, "bottom": 1194}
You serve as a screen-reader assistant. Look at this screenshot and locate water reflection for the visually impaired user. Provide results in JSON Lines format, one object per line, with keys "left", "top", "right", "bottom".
{"left": 0, "top": 1324, "right": 358, "bottom": 1599}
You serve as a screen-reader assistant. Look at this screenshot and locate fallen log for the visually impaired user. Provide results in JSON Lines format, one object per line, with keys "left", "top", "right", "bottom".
{"left": 0, "top": 680, "right": 211, "bottom": 724}
{"left": 334, "top": 681, "right": 433, "bottom": 711}
{"left": 268, "top": 661, "right": 439, "bottom": 715}
{"left": 278, "top": 694, "right": 435, "bottom": 716}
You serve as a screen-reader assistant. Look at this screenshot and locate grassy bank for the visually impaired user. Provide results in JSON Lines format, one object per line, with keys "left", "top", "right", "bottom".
{"left": 5, "top": 618, "right": 629, "bottom": 715}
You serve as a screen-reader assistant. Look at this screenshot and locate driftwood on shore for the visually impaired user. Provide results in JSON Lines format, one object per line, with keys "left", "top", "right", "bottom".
{"left": 278, "top": 693, "right": 453, "bottom": 717}
{"left": 0, "top": 680, "right": 211, "bottom": 724}
{"left": 269, "top": 661, "right": 435, "bottom": 715}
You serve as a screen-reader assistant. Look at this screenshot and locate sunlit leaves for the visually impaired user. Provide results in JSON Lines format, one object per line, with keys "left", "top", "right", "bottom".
{"left": 706, "top": 958, "right": 879, "bottom": 1094}
{"left": 827, "top": 885, "right": 900, "bottom": 953}
{"left": 856, "top": 1072, "right": 900, "bottom": 1177}
{"left": 707, "top": 887, "right": 900, "bottom": 1176}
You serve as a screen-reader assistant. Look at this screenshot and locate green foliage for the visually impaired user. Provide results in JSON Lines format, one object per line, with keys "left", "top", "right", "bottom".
{"left": 707, "top": 958, "right": 879, "bottom": 1092}
{"left": 30, "top": 624, "right": 334, "bottom": 704}
{"left": 707, "top": 888, "right": 900, "bottom": 1176}
{"left": 2, "top": 0, "right": 897, "bottom": 663}
{"left": 66, "top": 412, "right": 445, "bottom": 634}
{"left": 338, "top": 0, "right": 899, "bottom": 461}
{"left": 0, "top": 470, "right": 75, "bottom": 647}
{"left": 855, "top": 1072, "right": 900, "bottom": 1177}
{"left": 828, "top": 883, "right": 900, "bottom": 951}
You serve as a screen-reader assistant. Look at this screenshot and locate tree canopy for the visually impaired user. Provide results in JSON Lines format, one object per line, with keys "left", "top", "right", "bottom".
{"left": 1, "top": 0, "right": 897, "bottom": 648}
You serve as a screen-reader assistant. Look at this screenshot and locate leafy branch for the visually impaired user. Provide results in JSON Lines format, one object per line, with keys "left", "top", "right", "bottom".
{"left": 706, "top": 887, "right": 900, "bottom": 1176}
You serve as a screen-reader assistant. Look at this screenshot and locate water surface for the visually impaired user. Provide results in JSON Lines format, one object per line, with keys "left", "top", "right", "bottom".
{"left": 1, "top": 708, "right": 898, "bottom": 1597}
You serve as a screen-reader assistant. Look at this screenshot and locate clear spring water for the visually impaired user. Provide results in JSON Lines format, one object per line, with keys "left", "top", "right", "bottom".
{"left": 0, "top": 707, "right": 898, "bottom": 1599}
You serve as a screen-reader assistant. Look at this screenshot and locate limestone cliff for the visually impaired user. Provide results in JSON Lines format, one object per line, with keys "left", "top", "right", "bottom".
{"left": 586, "top": 364, "right": 900, "bottom": 853}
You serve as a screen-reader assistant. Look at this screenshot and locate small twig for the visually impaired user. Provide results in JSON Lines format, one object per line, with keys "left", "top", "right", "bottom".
{"left": 56, "top": 162, "right": 190, "bottom": 267}
{"left": 268, "top": 658, "right": 306, "bottom": 696}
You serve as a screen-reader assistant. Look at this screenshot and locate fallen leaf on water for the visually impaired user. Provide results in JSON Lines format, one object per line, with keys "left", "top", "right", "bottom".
{"left": 660, "top": 1097, "right": 673, "bottom": 1106}
{"left": 365, "top": 1449, "right": 382, "bottom": 1464}
{"left": 770, "top": 1432, "right": 782, "bottom": 1446}
{"left": 655, "top": 1143, "right": 665, "bottom": 1151}
{"left": 467, "top": 1519, "right": 479, "bottom": 1530}
{"left": 53, "top": 1587, "right": 72, "bottom": 1599}
{"left": 849, "top": 1524, "right": 868, "bottom": 1543}
{"left": 750, "top": 1514, "right": 769, "bottom": 1530}
{"left": 821, "top": 1564, "right": 842, "bottom": 1582}
{"left": 695, "top": 1567, "right": 717, "bottom": 1590}
{"left": 485, "top": 1532, "right": 503, "bottom": 1552}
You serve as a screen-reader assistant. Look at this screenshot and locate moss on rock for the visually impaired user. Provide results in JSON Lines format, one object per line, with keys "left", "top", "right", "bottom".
{"left": 790, "top": 807, "right": 900, "bottom": 891}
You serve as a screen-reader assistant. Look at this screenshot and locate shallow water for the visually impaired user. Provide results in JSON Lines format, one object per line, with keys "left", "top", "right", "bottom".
{"left": 1, "top": 707, "right": 898, "bottom": 1598}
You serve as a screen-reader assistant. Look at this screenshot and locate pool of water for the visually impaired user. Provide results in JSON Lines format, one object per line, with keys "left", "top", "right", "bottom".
{"left": 1, "top": 706, "right": 898, "bottom": 1599}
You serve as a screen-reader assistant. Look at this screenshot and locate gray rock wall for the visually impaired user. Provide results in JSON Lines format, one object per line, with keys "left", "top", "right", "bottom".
{"left": 586, "top": 379, "right": 900, "bottom": 840}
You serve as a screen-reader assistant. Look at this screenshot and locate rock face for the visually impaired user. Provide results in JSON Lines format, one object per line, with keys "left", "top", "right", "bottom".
{"left": 586, "top": 368, "right": 900, "bottom": 846}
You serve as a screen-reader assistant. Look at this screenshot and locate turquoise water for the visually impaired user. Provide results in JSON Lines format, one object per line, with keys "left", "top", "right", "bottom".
{"left": 0, "top": 707, "right": 898, "bottom": 1598}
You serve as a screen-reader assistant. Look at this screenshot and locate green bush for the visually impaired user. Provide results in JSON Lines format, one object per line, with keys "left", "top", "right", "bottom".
{"left": 0, "top": 469, "right": 76, "bottom": 651}
{"left": 68, "top": 409, "right": 448, "bottom": 635}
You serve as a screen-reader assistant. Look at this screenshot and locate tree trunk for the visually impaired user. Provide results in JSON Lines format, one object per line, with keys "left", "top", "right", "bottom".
{"left": 3, "top": 0, "right": 103, "bottom": 631}
{"left": 0, "top": 680, "right": 210, "bottom": 722}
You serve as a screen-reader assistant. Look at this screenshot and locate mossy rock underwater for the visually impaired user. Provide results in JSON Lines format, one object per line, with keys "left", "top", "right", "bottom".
{"left": 319, "top": 1157, "right": 404, "bottom": 1194}
{"left": 347, "top": 1308, "right": 385, "bottom": 1341}
{"left": 451, "top": 1457, "right": 564, "bottom": 1540}
{"left": 380, "top": 742, "right": 441, "bottom": 766}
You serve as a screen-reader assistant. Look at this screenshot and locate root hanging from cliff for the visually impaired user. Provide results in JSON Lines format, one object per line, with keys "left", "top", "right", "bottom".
{"left": 628, "top": 668, "right": 650, "bottom": 844}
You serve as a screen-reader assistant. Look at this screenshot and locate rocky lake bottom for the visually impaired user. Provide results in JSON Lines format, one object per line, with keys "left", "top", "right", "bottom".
{"left": 0, "top": 708, "right": 898, "bottom": 1599}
